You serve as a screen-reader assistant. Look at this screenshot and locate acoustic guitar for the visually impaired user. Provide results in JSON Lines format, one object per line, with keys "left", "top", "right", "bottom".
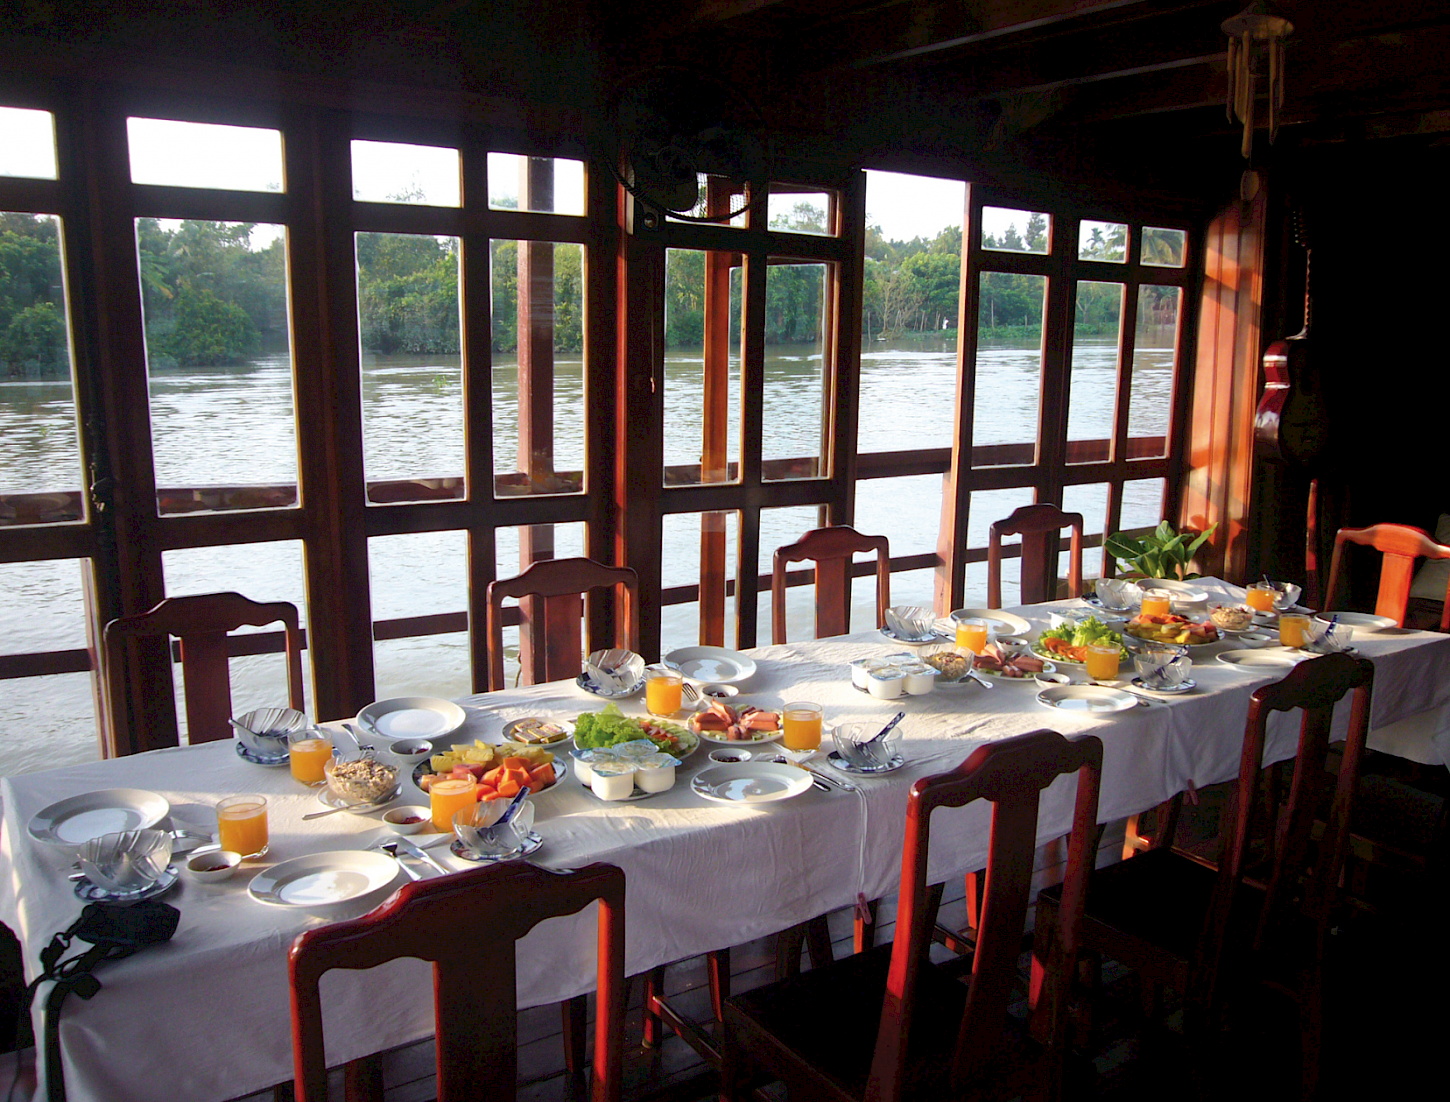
{"left": 1255, "top": 211, "right": 1328, "bottom": 466}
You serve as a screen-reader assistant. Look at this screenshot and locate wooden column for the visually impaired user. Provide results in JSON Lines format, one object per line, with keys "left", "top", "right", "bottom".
{"left": 698, "top": 181, "right": 736, "bottom": 646}
{"left": 935, "top": 185, "right": 979, "bottom": 615}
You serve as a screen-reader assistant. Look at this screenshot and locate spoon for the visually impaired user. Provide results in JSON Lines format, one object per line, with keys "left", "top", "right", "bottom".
{"left": 302, "top": 795, "right": 396, "bottom": 821}
{"left": 371, "top": 839, "right": 422, "bottom": 881}
{"left": 863, "top": 711, "right": 905, "bottom": 747}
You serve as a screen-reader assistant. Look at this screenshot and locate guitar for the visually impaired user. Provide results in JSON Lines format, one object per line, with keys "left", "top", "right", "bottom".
{"left": 1255, "top": 210, "right": 1328, "bottom": 466}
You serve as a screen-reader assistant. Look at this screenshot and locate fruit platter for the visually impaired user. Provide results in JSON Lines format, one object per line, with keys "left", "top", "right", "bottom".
{"left": 1123, "top": 612, "right": 1220, "bottom": 646}
{"left": 413, "top": 741, "right": 562, "bottom": 801}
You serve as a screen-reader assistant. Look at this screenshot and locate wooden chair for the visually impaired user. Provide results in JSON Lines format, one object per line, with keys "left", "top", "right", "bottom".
{"left": 720, "top": 729, "right": 1103, "bottom": 1102}
{"left": 102, "top": 592, "right": 305, "bottom": 757}
{"left": 771, "top": 525, "right": 890, "bottom": 644}
{"left": 1035, "top": 652, "right": 1374, "bottom": 1100}
{"left": 486, "top": 557, "right": 640, "bottom": 691}
{"left": 987, "top": 503, "right": 1084, "bottom": 609}
{"left": 1323, "top": 523, "right": 1450, "bottom": 630}
{"left": 290, "top": 862, "right": 626, "bottom": 1102}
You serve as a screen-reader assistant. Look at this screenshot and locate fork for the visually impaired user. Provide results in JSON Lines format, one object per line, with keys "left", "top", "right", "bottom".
{"left": 680, "top": 681, "right": 700, "bottom": 705}
{"left": 370, "top": 839, "right": 423, "bottom": 881}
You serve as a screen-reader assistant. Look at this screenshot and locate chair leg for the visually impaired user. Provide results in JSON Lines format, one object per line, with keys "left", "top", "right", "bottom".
{"left": 342, "top": 1053, "right": 383, "bottom": 1102}
{"left": 707, "top": 948, "right": 730, "bottom": 1025}
{"left": 964, "top": 868, "right": 983, "bottom": 931}
{"left": 805, "top": 915, "right": 834, "bottom": 969}
{"left": 775, "top": 923, "right": 807, "bottom": 978}
{"left": 561, "top": 994, "right": 588, "bottom": 1085}
{"left": 853, "top": 898, "right": 879, "bottom": 953}
{"left": 642, "top": 965, "right": 667, "bottom": 1048}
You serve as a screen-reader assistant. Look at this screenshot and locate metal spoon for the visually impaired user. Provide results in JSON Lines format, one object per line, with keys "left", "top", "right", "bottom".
{"left": 301, "top": 795, "right": 397, "bottom": 821}
{"left": 863, "top": 711, "right": 905, "bottom": 746}
{"left": 370, "top": 839, "right": 422, "bottom": 881}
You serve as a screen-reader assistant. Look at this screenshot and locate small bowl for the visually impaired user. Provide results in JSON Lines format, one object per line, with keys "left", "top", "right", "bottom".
{"left": 1034, "top": 671, "right": 1071, "bottom": 687}
{"left": 384, "top": 738, "right": 433, "bottom": 769}
{"left": 454, "top": 799, "right": 536, "bottom": 859}
{"left": 831, "top": 721, "right": 902, "bottom": 770}
{"left": 382, "top": 805, "right": 430, "bottom": 834}
{"left": 695, "top": 682, "right": 740, "bottom": 701}
{"left": 1092, "top": 578, "right": 1141, "bottom": 613}
{"left": 1272, "top": 581, "right": 1303, "bottom": 611}
{"left": 78, "top": 829, "right": 173, "bottom": 894}
{"left": 324, "top": 755, "right": 401, "bottom": 806}
{"left": 709, "top": 747, "right": 753, "bottom": 764}
{"left": 183, "top": 848, "right": 242, "bottom": 883}
{"left": 585, "top": 649, "right": 646, "bottom": 694}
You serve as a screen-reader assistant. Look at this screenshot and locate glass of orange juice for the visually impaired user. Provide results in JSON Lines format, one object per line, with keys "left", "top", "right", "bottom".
{"left": 644, "top": 666, "right": 684, "bottom": 717}
{"left": 955, "top": 617, "right": 990, "bottom": 654}
{"left": 1084, "top": 643, "right": 1121, "bottom": 681}
{"left": 781, "top": 702, "right": 823, "bottom": 751}
{"left": 1139, "top": 589, "right": 1173, "bottom": 618}
{"left": 1245, "top": 583, "right": 1277, "bottom": 613}
{"left": 216, "top": 795, "right": 269, "bottom": 859}
{"left": 1279, "top": 613, "right": 1310, "bottom": 648}
{"left": 288, "top": 728, "right": 333, "bottom": 786}
{"left": 429, "top": 775, "right": 478, "bottom": 832}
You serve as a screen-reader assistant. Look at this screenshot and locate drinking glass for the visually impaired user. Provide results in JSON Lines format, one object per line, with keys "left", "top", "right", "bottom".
{"left": 1139, "top": 589, "right": 1172, "bottom": 618}
{"left": 1245, "top": 583, "right": 1277, "bottom": 613}
{"left": 429, "top": 775, "right": 478, "bottom": 832}
{"left": 1084, "top": 643, "right": 1121, "bottom": 681}
{"left": 781, "top": 702, "right": 823, "bottom": 751}
{"left": 216, "top": 795, "right": 269, "bottom": 859}
{"left": 1279, "top": 613, "right": 1311, "bottom": 648}
{"left": 288, "top": 728, "right": 333, "bottom": 786}
{"left": 644, "top": 666, "right": 684, "bottom": 717}
{"left": 955, "top": 618, "right": 989, "bottom": 654}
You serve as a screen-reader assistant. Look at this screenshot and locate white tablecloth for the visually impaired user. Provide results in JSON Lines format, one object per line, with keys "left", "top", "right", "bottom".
{"left": 3, "top": 579, "right": 1448, "bottom": 1101}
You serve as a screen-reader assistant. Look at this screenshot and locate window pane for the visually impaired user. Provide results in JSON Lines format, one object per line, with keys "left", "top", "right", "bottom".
{"left": 858, "top": 338, "right": 957, "bottom": 451}
{"left": 370, "top": 531, "right": 470, "bottom": 698}
{"left": 1128, "top": 286, "right": 1180, "bottom": 450}
{"left": 964, "top": 487, "right": 1035, "bottom": 607}
{"left": 763, "top": 262, "right": 831, "bottom": 481}
{"left": 1061, "top": 482, "right": 1110, "bottom": 578}
{"left": 487, "top": 154, "right": 585, "bottom": 215}
{"left": 1, "top": 213, "right": 82, "bottom": 523}
{"left": 1078, "top": 220, "right": 1127, "bottom": 262}
{"left": 0, "top": 106, "right": 58, "bottom": 179}
{"left": 137, "top": 219, "right": 297, "bottom": 513}
{"left": 491, "top": 239, "right": 585, "bottom": 496}
{"left": 982, "top": 207, "right": 1049, "bottom": 254}
{"left": 660, "top": 510, "right": 740, "bottom": 655}
{"left": 351, "top": 140, "right": 460, "bottom": 207}
{"left": 1120, "top": 477, "right": 1166, "bottom": 534}
{"left": 355, "top": 232, "right": 463, "bottom": 501}
{"left": 663, "top": 249, "right": 741, "bottom": 485}
{"left": 973, "top": 273, "right": 1045, "bottom": 464}
{"left": 492, "top": 523, "right": 589, "bottom": 686}
{"left": 768, "top": 190, "right": 834, "bottom": 236}
{"left": 127, "top": 118, "right": 284, "bottom": 193}
{"left": 855, "top": 474, "right": 942, "bottom": 560}
{"left": 1142, "top": 227, "right": 1187, "bottom": 267}
{"left": 1066, "top": 282, "right": 1123, "bottom": 455}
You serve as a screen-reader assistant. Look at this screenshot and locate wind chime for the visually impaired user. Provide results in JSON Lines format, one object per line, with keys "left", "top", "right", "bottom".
{"left": 1222, "top": 2, "right": 1294, "bottom": 159}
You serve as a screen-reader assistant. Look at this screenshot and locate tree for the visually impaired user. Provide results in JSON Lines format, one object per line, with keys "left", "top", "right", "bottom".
{"left": 1024, "top": 212, "right": 1047, "bottom": 252}
{"left": 1, "top": 214, "right": 68, "bottom": 376}
{"left": 164, "top": 287, "right": 257, "bottom": 366}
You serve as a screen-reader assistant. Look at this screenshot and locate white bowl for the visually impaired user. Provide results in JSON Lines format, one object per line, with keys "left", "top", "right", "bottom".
{"left": 79, "top": 829, "right": 173, "bottom": 893}
{"left": 384, "top": 738, "right": 433, "bottom": 769}
{"left": 708, "top": 747, "right": 753, "bottom": 764}
{"left": 382, "top": 805, "right": 430, "bottom": 834}
{"left": 184, "top": 848, "right": 241, "bottom": 883}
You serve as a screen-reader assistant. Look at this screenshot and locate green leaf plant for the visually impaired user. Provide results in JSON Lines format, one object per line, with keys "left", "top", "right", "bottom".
{"left": 1103, "top": 520, "right": 1218, "bottom": 580}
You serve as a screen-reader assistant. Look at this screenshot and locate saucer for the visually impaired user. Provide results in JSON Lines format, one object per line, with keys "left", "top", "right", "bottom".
{"left": 576, "top": 670, "right": 644, "bottom": 698}
{"left": 826, "top": 750, "right": 904, "bottom": 775}
{"left": 450, "top": 831, "right": 544, "bottom": 863}
{"left": 73, "top": 864, "right": 180, "bottom": 902}
{"left": 1130, "top": 676, "right": 1197, "bottom": 695}
{"left": 235, "top": 741, "right": 288, "bottom": 767}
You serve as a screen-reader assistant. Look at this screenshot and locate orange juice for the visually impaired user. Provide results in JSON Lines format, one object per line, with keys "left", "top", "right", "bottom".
{"left": 1279, "top": 614, "right": 1310, "bottom": 648}
{"left": 216, "top": 796, "right": 269, "bottom": 858}
{"left": 781, "top": 702, "right": 823, "bottom": 751}
{"left": 955, "top": 619, "right": 989, "bottom": 654}
{"left": 289, "top": 736, "right": 333, "bottom": 786}
{"left": 645, "top": 669, "right": 684, "bottom": 716}
{"left": 1084, "top": 644, "right": 1121, "bottom": 681}
{"left": 1140, "top": 590, "right": 1172, "bottom": 618}
{"left": 1245, "top": 584, "right": 1277, "bottom": 613}
{"left": 430, "top": 776, "right": 478, "bottom": 832}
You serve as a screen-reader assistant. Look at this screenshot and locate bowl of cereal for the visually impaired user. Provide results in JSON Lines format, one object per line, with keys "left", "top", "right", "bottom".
{"left": 324, "top": 755, "right": 401, "bottom": 807}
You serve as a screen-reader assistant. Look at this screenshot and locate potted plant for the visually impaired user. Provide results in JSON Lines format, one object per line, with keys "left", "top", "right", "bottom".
{"left": 1104, "top": 520, "right": 1217, "bottom": 580}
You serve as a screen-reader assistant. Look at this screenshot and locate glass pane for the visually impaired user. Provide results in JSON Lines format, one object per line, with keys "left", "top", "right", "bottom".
{"left": 858, "top": 336, "right": 957, "bottom": 452}
{"left": 1128, "top": 286, "right": 1180, "bottom": 450}
{"left": 0, "top": 672, "right": 98, "bottom": 775}
{"left": 1078, "top": 220, "right": 1127, "bottom": 262}
{"left": 763, "top": 262, "right": 830, "bottom": 481}
{"left": 492, "top": 523, "right": 589, "bottom": 686}
{"left": 490, "top": 240, "right": 585, "bottom": 496}
{"left": 370, "top": 531, "right": 470, "bottom": 698}
{"left": 487, "top": 154, "right": 585, "bottom": 215}
{"left": 1, "top": 213, "right": 82, "bottom": 523}
{"left": 982, "top": 207, "right": 1049, "bottom": 254}
{"left": 1061, "top": 482, "right": 1110, "bottom": 578}
{"left": 973, "top": 273, "right": 1045, "bottom": 464}
{"left": 137, "top": 219, "right": 297, "bottom": 513}
{"left": 660, "top": 510, "right": 740, "bottom": 655}
{"left": 1142, "top": 227, "right": 1187, "bottom": 267}
{"left": 768, "top": 190, "right": 833, "bottom": 236}
{"left": 662, "top": 249, "right": 741, "bottom": 485}
{"left": 355, "top": 232, "right": 463, "bottom": 500}
{"left": 0, "top": 106, "right": 58, "bottom": 179}
{"left": 127, "top": 118, "right": 284, "bottom": 193}
{"left": 855, "top": 474, "right": 942, "bottom": 560}
{"left": 1066, "top": 282, "right": 1123, "bottom": 454}
{"left": 964, "top": 487, "right": 1035, "bottom": 607}
{"left": 351, "top": 140, "right": 460, "bottom": 207}
{"left": 1119, "top": 477, "right": 1166, "bottom": 534}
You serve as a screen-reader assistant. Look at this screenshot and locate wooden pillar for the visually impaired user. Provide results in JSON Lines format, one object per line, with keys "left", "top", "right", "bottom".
{"left": 935, "top": 185, "right": 979, "bottom": 615}
{"left": 698, "top": 181, "right": 736, "bottom": 646}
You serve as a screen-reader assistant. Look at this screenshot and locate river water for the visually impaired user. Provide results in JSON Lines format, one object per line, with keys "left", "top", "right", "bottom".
{"left": 0, "top": 337, "right": 1172, "bottom": 775}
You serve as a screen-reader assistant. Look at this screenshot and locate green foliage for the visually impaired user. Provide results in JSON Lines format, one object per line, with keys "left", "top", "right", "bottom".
{"left": 1104, "top": 520, "right": 1217, "bottom": 580}
{"left": 163, "top": 288, "right": 258, "bottom": 366}
{"left": 0, "top": 214, "right": 68, "bottom": 376}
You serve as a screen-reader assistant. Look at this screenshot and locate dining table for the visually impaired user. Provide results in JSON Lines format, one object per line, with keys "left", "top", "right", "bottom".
{"left": 3, "top": 577, "right": 1448, "bottom": 1102}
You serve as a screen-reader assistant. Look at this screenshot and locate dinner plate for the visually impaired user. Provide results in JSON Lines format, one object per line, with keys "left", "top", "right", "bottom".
{"left": 74, "top": 864, "right": 179, "bottom": 903}
{"left": 691, "top": 762, "right": 814, "bottom": 804}
{"left": 826, "top": 749, "right": 905, "bottom": 775}
{"left": 1316, "top": 611, "right": 1398, "bottom": 634}
{"left": 877, "top": 625, "right": 951, "bottom": 646}
{"left": 1135, "top": 578, "right": 1209, "bottom": 604}
{"left": 412, "top": 753, "right": 568, "bottom": 794}
{"left": 1216, "top": 648, "right": 1304, "bottom": 670}
{"left": 1130, "top": 676, "right": 1197, "bottom": 695}
{"left": 357, "top": 697, "right": 467, "bottom": 740}
{"left": 235, "top": 741, "right": 288, "bottom": 766}
{"left": 576, "top": 670, "right": 644, "bottom": 698}
{"left": 29, "top": 788, "right": 171, "bottom": 848}
{"left": 1035, "top": 684, "right": 1138, "bottom": 713}
{"left": 664, "top": 646, "right": 758, "bottom": 684}
{"left": 450, "top": 830, "right": 544, "bottom": 863}
{"left": 248, "top": 851, "right": 401, "bottom": 908}
{"left": 949, "top": 609, "right": 1034, "bottom": 637}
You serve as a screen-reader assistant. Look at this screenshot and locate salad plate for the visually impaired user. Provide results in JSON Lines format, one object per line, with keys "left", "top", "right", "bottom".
{"left": 29, "top": 788, "right": 171, "bottom": 849}
{"left": 1035, "top": 684, "right": 1138, "bottom": 713}
{"left": 357, "top": 697, "right": 467, "bottom": 740}
{"left": 664, "top": 646, "right": 757, "bottom": 684}
{"left": 1031, "top": 616, "right": 1128, "bottom": 666}
{"left": 248, "top": 851, "right": 401, "bottom": 909}
{"left": 74, "top": 864, "right": 179, "bottom": 903}
{"left": 691, "top": 762, "right": 813, "bottom": 804}
{"left": 573, "top": 704, "right": 700, "bottom": 758}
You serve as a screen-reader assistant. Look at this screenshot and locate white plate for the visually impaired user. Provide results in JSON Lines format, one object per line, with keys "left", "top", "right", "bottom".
{"left": 357, "top": 697, "right": 467, "bottom": 740}
{"left": 695, "top": 727, "right": 783, "bottom": 746}
{"left": 500, "top": 717, "right": 575, "bottom": 745}
{"left": 1035, "top": 684, "right": 1138, "bottom": 713}
{"left": 691, "top": 762, "right": 814, "bottom": 804}
{"left": 1130, "top": 676, "right": 1197, "bottom": 695}
{"left": 28, "top": 788, "right": 171, "bottom": 848}
{"left": 1317, "top": 611, "right": 1398, "bottom": 634}
{"left": 665, "top": 646, "right": 758, "bottom": 684}
{"left": 1135, "top": 578, "right": 1209, "bottom": 604}
{"left": 1216, "top": 648, "right": 1305, "bottom": 670}
{"left": 412, "top": 753, "right": 569, "bottom": 795}
{"left": 576, "top": 670, "right": 644, "bottom": 698}
{"left": 1121, "top": 628, "right": 1221, "bottom": 650}
{"left": 972, "top": 658, "right": 1057, "bottom": 683}
{"left": 248, "top": 851, "right": 401, "bottom": 908}
{"left": 877, "top": 626, "right": 951, "bottom": 647}
{"left": 949, "top": 609, "right": 1034, "bottom": 637}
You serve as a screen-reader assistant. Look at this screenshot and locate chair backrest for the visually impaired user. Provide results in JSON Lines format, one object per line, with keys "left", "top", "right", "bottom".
{"left": 771, "top": 525, "right": 890, "bottom": 644}
{"left": 1193, "top": 652, "right": 1374, "bottom": 1013}
{"left": 486, "top": 557, "right": 640, "bottom": 691}
{"left": 102, "top": 592, "right": 305, "bottom": 757}
{"left": 290, "top": 862, "right": 626, "bottom": 1102}
{"left": 1324, "top": 523, "right": 1450, "bottom": 629}
{"left": 987, "top": 504, "right": 1084, "bottom": 609}
{"left": 869, "top": 729, "right": 1103, "bottom": 1100}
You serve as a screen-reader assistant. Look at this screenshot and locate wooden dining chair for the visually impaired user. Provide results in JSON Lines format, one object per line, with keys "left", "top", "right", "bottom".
{"left": 987, "top": 503, "right": 1084, "bottom": 609}
{"left": 1034, "top": 652, "right": 1374, "bottom": 1100}
{"left": 290, "top": 862, "right": 626, "bottom": 1102}
{"left": 720, "top": 729, "right": 1103, "bottom": 1102}
{"left": 771, "top": 525, "right": 890, "bottom": 644}
{"left": 486, "top": 557, "right": 640, "bottom": 691}
{"left": 1323, "top": 523, "right": 1450, "bottom": 630}
{"left": 102, "top": 592, "right": 305, "bottom": 757}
